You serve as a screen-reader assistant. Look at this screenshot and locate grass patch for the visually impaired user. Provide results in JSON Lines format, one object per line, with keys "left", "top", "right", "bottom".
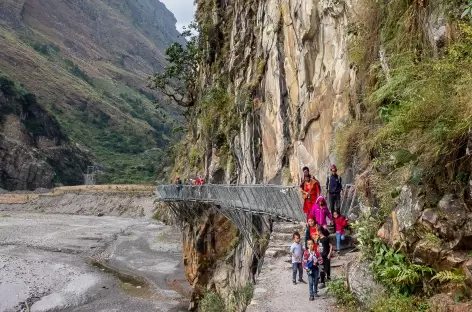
{"left": 199, "top": 283, "right": 254, "bottom": 312}
{"left": 228, "top": 283, "right": 254, "bottom": 311}
{"left": 371, "top": 293, "right": 429, "bottom": 312}
{"left": 327, "top": 278, "right": 356, "bottom": 308}
{"left": 199, "top": 292, "right": 226, "bottom": 312}
{"left": 423, "top": 232, "right": 442, "bottom": 249}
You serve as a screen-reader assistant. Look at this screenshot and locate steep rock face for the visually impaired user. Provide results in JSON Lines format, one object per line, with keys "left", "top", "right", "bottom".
{"left": 0, "top": 78, "right": 91, "bottom": 190}
{"left": 176, "top": 204, "right": 267, "bottom": 310}
{"left": 194, "top": 0, "right": 358, "bottom": 185}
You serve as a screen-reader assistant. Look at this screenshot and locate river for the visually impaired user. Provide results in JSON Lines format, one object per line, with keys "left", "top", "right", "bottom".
{"left": 0, "top": 211, "right": 190, "bottom": 312}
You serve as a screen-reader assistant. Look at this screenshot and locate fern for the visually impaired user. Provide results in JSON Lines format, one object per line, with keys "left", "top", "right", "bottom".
{"left": 432, "top": 270, "right": 467, "bottom": 284}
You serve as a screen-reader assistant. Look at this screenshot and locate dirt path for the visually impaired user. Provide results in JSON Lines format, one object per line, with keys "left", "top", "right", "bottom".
{"left": 247, "top": 222, "right": 341, "bottom": 312}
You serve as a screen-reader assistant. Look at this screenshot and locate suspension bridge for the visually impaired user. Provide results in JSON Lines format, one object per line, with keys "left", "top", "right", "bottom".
{"left": 156, "top": 183, "right": 358, "bottom": 272}
{"left": 155, "top": 184, "right": 357, "bottom": 223}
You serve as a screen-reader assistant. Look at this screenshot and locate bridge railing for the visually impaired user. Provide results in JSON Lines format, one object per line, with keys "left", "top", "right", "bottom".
{"left": 156, "top": 184, "right": 358, "bottom": 222}
{"left": 156, "top": 184, "right": 306, "bottom": 221}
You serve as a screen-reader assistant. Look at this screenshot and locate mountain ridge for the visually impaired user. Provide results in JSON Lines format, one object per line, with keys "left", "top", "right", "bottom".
{"left": 0, "top": 0, "right": 184, "bottom": 186}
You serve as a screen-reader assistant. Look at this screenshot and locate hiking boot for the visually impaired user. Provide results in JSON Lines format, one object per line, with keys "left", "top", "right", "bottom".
{"left": 298, "top": 279, "right": 306, "bottom": 284}
{"left": 292, "top": 280, "right": 296, "bottom": 285}
{"left": 314, "top": 293, "right": 320, "bottom": 297}
{"left": 309, "top": 296, "right": 314, "bottom": 301}
{"left": 319, "top": 283, "right": 326, "bottom": 289}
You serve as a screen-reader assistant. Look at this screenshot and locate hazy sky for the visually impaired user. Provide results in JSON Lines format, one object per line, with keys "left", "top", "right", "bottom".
{"left": 161, "top": 0, "right": 195, "bottom": 32}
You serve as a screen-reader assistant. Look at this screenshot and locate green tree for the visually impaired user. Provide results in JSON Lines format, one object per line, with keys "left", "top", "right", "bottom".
{"left": 150, "top": 22, "right": 200, "bottom": 108}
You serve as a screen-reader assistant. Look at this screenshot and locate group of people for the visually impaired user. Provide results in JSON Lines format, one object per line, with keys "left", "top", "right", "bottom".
{"left": 291, "top": 164, "right": 349, "bottom": 300}
{"left": 300, "top": 165, "right": 343, "bottom": 216}
{"left": 174, "top": 176, "right": 205, "bottom": 185}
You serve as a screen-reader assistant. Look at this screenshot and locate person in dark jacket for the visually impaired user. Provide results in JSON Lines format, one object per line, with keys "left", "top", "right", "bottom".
{"left": 325, "top": 164, "right": 343, "bottom": 214}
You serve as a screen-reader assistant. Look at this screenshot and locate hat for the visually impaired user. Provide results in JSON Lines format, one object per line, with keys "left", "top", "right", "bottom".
{"left": 331, "top": 164, "right": 337, "bottom": 171}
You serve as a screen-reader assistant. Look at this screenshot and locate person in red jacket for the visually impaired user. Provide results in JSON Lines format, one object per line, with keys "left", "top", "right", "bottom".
{"left": 195, "top": 176, "right": 205, "bottom": 185}
{"left": 333, "top": 210, "right": 348, "bottom": 252}
{"left": 300, "top": 173, "right": 321, "bottom": 217}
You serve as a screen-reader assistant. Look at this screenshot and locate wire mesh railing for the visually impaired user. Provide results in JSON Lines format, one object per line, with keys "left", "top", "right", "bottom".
{"left": 156, "top": 184, "right": 306, "bottom": 221}
{"left": 156, "top": 183, "right": 358, "bottom": 223}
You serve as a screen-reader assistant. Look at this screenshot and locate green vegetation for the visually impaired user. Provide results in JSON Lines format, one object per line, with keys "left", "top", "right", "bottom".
{"left": 352, "top": 212, "right": 469, "bottom": 310}
{"left": 228, "top": 283, "right": 254, "bottom": 311}
{"left": 199, "top": 283, "right": 254, "bottom": 312}
{"left": 32, "top": 42, "right": 60, "bottom": 55}
{"left": 327, "top": 278, "right": 356, "bottom": 308}
{"left": 199, "top": 292, "right": 226, "bottom": 312}
{"left": 462, "top": 0, "right": 472, "bottom": 22}
{"left": 336, "top": 0, "right": 472, "bottom": 215}
{"left": 64, "top": 59, "right": 93, "bottom": 85}
{"left": 371, "top": 294, "right": 429, "bottom": 312}
{"left": 0, "top": 12, "right": 182, "bottom": 186}
{"left": 151, "top": 23, "right": 199, "bottom": 108}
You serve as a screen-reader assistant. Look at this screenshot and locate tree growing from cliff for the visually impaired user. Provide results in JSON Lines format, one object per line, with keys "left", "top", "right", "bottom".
{"left": 150, "top": 22, "right": 199, "bottom": 108}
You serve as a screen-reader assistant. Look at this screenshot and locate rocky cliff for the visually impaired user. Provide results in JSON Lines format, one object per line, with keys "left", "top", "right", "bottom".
{"left": 172, "top": 0, "right": 472, "bottom": 309}
{"left": 157, "top": 202, "right": 268, "bottom": 311}
{"left": 176, "top": 0, "right": 359, "bottom": 185}
{"left": 0, "top": 0, "right": 184, "bottom": 184}
{"left": 0, "top": 77, "right": 91, "bottom": 190}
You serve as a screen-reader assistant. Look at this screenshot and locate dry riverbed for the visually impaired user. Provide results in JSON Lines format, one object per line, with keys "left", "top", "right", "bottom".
{"left": 0, "top": 193, "right": 190, "bottom": 312}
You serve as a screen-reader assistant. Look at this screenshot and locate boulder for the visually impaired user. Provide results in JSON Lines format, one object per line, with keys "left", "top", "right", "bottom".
{"left": 377, "top": 216, "right": 394, "bottom": 245}
{"left": 454, "top": 216, "right": 472, "bottom": 250}
{"left": 395, "top": 185, "right": 425, "bottom": 232}
{"left": 435, "top": 194, "right": 472, "bottom": 250}
{"left": 421, "top": 209, "right": 438, "bottom": 226}
{"left": 437, "top": 252, "right": 466, "bottom": 271}
{"left": 438, "top": 194, "right": 468, "bottom": 217}
{"left": 429, "top": 294, "right": 472, "bottom": 312}
{"left": 347, "top": 258, "right": 385, "bottom": 308}
{"left": 377, "top": 212, "right": 400, "bottom": 246}
{"left": 462, "top": 258, "right": 472, "bottom": 287}
{"left": 435, "top": 220, "right": 457, "bottom": 241}
{"left": 412, "top": 240, "right": 441, "bottom": 265}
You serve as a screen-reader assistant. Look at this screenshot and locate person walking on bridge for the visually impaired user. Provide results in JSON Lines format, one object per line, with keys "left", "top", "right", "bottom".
{"left": 326, "top": 164, "right": 343, "bottom": 215}
{"left": 300, "top": 172, "right": 321, "bottom": 218}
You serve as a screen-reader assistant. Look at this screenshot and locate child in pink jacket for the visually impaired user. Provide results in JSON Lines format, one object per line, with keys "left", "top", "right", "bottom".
{"left": 309, "top": 196, "right": 332, "bottom": 229}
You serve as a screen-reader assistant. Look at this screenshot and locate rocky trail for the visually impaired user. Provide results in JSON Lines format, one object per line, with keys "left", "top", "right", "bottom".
{"left": 248, "top": 222, "right": 351, "bottom": 312}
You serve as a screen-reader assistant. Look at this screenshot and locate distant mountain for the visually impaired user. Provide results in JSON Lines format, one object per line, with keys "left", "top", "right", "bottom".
{"left": 0, "top": 0, "right": 185, "bottom": 186}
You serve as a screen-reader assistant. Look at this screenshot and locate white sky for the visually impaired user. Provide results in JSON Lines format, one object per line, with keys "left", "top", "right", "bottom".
{"left": 161, "top": 0, "right": 196, "bottom": 32}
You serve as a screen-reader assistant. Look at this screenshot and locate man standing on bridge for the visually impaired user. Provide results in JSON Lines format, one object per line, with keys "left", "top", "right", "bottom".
{"left": 326, "top": 164, "right": 343, "bottom": 214}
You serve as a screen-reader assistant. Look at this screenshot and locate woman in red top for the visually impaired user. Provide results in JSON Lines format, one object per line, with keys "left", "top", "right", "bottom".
{"left": 300, "top": 174, "right": 321, "bottom": 217}
{"left": 304, "top": 218, "right": 320, "bottom": 250}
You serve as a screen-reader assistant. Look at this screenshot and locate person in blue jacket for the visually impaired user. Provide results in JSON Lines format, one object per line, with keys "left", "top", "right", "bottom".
{"left": 325, "top": 164, "right": 343, "bottom": 214}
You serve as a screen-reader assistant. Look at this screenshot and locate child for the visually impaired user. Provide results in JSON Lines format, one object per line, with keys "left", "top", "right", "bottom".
{"left": 290, "top": 232, "right": 305, "bottom": 285}
{"left": 333, "top": 210, "right": 348, "bottom": 252}
{"left": 304, "top": 218, "right": 319, "bottom": 250}
{"left": 303, "top": 237, "right": 322, "bottom": 300}
{"left": 309, "top": 196, "right": 332, "bottom": 229}
{"left": 318, "top": 226, "right": 333, "bottom": 289}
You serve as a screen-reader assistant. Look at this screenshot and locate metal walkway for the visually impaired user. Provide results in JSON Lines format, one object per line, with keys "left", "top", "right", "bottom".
{"left": 156, "top": 184, "right": 357, "bottom": 222}
{"left": 157, "top": 184, "right": 305, "bottom": 221}
{"left": 156, "top": 184, "right": 357, "bottom": 274}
